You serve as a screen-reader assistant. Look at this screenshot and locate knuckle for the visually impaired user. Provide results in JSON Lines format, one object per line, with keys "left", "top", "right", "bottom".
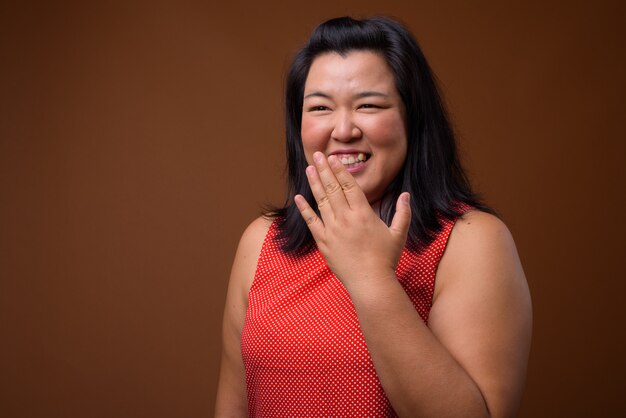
{"left": 305, "top": 214, "right": 318, "bottom": 226}
{"left": 340, "top": 180, "right": 355, "bottom": 192}
{"left": 324, "top": 181, "right": 341, "bottom": 195}
{"left": 316, "top": 195, "right": 330, "bottom": 208}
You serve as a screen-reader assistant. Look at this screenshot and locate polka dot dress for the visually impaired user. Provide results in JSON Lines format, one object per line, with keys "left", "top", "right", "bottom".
{"left": 241, "top": 213, "right": 463, "bottom": 417}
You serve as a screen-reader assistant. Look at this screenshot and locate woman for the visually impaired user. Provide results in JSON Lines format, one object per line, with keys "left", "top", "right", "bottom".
{"left": 216, "top": 16, "right": 531, "bottom": 418}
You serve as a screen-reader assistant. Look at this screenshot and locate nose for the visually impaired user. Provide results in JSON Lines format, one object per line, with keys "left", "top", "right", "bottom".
{"left": 331, "top": 110, "right": 362, "bottom": 142}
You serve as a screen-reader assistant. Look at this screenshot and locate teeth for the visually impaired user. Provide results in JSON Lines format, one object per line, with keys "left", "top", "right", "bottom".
{"left": 336, "top": 152, "right": 368, "bottom": 166}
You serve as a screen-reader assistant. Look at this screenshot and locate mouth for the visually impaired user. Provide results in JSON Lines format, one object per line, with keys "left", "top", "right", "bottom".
{"left": 331, "top": 152, "right": 371, "bottom": 169}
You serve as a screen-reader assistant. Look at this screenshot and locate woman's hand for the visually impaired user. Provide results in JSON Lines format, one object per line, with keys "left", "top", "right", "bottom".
{"left": 294, "top": 151, "right": 411, "bottom": 287}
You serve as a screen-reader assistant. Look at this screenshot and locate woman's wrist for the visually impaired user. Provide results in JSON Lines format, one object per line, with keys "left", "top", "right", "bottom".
{"left": 340, "top": 266, "right": 400, "bottom": 300}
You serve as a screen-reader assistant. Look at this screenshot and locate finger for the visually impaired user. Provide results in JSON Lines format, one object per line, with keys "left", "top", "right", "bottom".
{"left": 389, "top": 193, "right": 411, "bottom": 242}
{"left": 294, "top": 194, "right": 325, "bottom": 240}
{"left": 305, "top": 165, "right": 334, "bottom": 220}
{"left": 312, "top": 151, "right": 349, "bottom": 211}
{"left": 327, "top": 155, "right": 369, "bottom": 208}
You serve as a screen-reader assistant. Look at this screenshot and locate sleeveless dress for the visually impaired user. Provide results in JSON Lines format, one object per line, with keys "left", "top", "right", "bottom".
{"left": 241, "top": 214, "right": 463, "bottom": 417}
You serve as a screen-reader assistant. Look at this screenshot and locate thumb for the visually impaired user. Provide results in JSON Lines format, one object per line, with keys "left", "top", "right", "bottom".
{"left": 389, "top": 192, "right": 411, "bottom": 241}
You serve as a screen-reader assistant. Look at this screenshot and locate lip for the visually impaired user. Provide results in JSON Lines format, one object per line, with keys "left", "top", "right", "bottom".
{"left": 344, "top": 158, "right": 368, "bottom": 174}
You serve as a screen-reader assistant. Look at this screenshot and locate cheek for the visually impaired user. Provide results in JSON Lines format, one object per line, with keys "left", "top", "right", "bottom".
{"left": 301, "top": 117, "right": 329, "bottom": 157}
{"left": 362, "top": 113, "right": 407, "bottom": 149}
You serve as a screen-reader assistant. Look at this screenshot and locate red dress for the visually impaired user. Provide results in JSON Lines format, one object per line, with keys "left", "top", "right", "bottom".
{"left": 241, "top": 215, "right": 461, "bottom": 417}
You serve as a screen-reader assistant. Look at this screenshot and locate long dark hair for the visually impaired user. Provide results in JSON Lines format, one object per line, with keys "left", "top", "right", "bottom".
{"left": 269, "top": 16, "right": 492, "bottom": 255}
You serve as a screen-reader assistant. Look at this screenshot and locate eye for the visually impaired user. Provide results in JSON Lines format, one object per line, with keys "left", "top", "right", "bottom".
{"left": 358, "top": 104, "right": 381, "bottom": 109}
{"left": 307, "top": 105, "right": 330, "bottom": 112}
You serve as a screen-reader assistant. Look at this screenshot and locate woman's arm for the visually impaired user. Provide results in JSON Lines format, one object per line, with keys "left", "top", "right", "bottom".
{"left": 295, "top": 152, "right": 531, "bottom": 418}
{"left": 347, "top": 211, "right": 531, "bottom": 418}
{"left": 215, "top": 217, "right": 270, "bottom": 418}
{"left": 429, "top": 211, "right": 531, "bottom": 417}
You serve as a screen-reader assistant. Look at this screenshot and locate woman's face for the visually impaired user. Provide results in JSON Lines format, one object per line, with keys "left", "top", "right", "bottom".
{"left": 301, "top": 51, "right": 407, "bottom": 206}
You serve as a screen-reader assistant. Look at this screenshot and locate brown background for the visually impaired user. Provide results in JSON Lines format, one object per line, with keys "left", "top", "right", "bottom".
{"left": 1, "top": 0, "right": 625, "bottom": 417}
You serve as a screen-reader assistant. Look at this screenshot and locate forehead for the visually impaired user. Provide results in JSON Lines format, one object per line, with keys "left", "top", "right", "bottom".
{"left": 304, "top": 51, "right": 396, "bottom": 93}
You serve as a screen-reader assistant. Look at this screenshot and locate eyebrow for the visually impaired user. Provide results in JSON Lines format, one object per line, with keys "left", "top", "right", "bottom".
{"left": 355, "top": 91, "right": 389, "bottom": 99}
{"left": 303, "top": 91, "right": 389, "bottom": 100}
{"left": 303, "top": 91, "right": 331, "bottom": 100}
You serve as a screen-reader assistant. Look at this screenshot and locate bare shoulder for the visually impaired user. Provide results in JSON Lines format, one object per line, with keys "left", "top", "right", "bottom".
{"left": 237, "top": 216, "right": 273, "bottom": 262}
{"left": 434, "top": 210, "right": 525, "bottom": 300}
{"left": 231, "top": 215, "right": 273, "bottom": 296}
{"left": 447, "top": 210, "right": 516, "bottom": 257}
{"left": 222, "top": 215, "right": 273, "bottom": 339}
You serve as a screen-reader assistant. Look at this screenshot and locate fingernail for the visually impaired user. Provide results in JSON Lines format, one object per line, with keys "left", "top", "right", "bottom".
{"left": 402, "top": 193, "right": 410, "bottom": 204}
{"left": 313, "top": 152, "right": 323, "bottom": 163}
{"left": 328, "top": 155, "right": 340, "bottom": 167}
{"left": 306, "top": 165, "right": 315, "bottom": 177}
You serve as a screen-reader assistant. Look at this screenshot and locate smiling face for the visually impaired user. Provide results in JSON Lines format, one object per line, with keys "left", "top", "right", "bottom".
{"left": 301, "top": 50, "right": 408, "bottom": 207}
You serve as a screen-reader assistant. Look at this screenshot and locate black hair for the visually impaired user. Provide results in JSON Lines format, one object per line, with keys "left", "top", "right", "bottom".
{"left": 268, "top": 16, "right": 492, "bottom": 255}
